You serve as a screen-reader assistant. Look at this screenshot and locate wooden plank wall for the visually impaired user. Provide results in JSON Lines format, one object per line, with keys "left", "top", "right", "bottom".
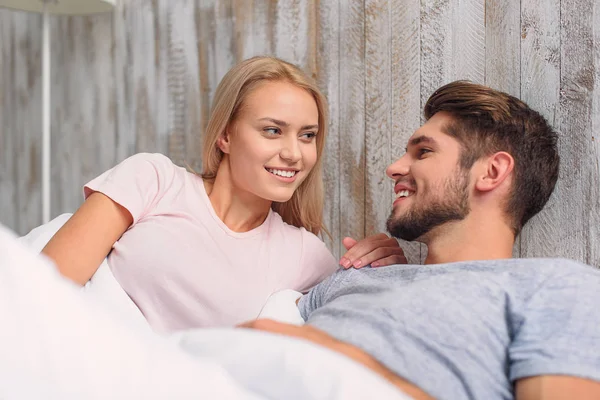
{"left": 1, "top": 0, "right": 598, "bottom": 267}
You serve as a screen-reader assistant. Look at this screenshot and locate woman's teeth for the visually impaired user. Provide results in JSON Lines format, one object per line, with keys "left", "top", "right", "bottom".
{"left": 267, "top": 168, "right": 297, "bottom": 178}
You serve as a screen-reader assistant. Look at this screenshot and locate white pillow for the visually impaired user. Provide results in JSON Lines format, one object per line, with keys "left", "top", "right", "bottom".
{"left": 257, "top": 289, "right": 304, "bottom": 325}
{"left": 19, "top": 213, "right": 150, "bottom": 332}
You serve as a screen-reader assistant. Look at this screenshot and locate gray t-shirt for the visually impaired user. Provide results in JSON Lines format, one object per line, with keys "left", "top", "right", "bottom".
{"left": 298, "top": 258, "right": 600, "bottom": 400}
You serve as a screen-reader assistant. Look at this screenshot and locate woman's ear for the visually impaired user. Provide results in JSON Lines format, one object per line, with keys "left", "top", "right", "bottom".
{"left": 217, "top": 129, "right": 231, "bottom": 154}
{"left": 475, "top": 152, "right": 514, "bottom": 192}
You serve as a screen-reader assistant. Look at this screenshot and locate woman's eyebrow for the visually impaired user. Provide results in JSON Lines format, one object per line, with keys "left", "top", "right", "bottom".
{"left": 258, "top": 117, "right": 318, "bottom": 130}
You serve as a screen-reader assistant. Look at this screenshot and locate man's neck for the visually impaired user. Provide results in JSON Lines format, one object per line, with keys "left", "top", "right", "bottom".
{"left": 422, "top": 213, "right": 515, "bottom": 264}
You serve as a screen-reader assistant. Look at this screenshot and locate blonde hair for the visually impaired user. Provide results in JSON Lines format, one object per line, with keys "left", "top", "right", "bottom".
{"left": 201, "top": 56, "right": 329, "bottom": 236}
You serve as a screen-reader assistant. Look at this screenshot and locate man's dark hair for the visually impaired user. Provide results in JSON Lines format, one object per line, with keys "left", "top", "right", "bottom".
{"left": 424, "top": 80, "right": 560, "bottom": 235}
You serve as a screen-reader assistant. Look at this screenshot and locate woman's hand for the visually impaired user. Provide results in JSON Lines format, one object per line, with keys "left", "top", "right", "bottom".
{"left": 339, "top": 233, "right": 407, "bottom": 269}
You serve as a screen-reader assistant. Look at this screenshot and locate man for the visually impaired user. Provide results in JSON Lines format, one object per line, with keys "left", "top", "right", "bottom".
{"left": 244, "top": 81, "right": 600, "bottom": 399}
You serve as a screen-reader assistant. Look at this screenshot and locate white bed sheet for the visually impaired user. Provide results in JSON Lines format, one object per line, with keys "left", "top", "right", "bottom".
{"left": 3, "top": 215, "right": 411, "bottom": 400}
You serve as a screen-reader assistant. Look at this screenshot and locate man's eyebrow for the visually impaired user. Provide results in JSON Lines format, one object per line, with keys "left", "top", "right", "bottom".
{"left": 258, "top": 117, "right": 318, "bottom": 130}
{"left": 405, "top": 135, "right": 437, "bottom": 152}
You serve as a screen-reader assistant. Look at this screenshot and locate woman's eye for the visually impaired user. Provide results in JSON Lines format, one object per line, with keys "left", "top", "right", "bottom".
{"left": 300, "top": 132, "right": 317, "bottom": 141}
{"left": 264, "top": 127, "right": 280, "bottom": 136}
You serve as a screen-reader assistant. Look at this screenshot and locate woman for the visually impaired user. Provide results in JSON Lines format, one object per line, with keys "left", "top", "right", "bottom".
{"left": 42, "top": 56, "right": 405, "bottom": 333}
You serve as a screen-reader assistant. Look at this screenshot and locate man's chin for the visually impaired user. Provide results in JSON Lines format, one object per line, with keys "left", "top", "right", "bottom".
{"left": 386, "top": 215, "right": 434, "bottom": 243}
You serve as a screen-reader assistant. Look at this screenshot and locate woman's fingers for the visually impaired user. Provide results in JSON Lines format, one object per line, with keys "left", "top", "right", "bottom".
{"left": 339, "top": 234, "right": 399, "bottom": 268}
{"left": 342, "top": 246, "right": 406, "bottom": 269}
{"left": 371, "top": 254, "right": 408, "bottom": 268}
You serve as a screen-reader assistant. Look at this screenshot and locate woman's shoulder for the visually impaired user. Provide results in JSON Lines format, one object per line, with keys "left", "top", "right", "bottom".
{"left": 268, "top": 212, "right": 334, "bottom": 262}
{"left": 118, "top": 153, "right": 196, "bottom": 181}
{"left": 120, "top": 152, "right": 177, "bottom": 169}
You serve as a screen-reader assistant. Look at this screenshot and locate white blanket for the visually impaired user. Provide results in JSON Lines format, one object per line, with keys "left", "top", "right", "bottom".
{"left": 3, "top": 216, "right": 410, "bottom": 400}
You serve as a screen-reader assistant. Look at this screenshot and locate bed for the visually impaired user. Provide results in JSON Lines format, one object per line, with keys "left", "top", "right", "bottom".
{"left": 0, "top": 216, "right": 410, "bottom": 400}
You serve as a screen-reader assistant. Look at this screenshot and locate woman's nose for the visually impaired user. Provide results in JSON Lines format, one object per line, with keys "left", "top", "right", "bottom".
{"left": 280, "top": 138, "right": 302, "bottom": 163}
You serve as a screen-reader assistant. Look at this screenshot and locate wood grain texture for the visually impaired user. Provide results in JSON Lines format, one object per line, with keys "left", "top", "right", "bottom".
{"left": 485, "top": 0, "right": 521, "bottom": 257}
{"left": 338, "top": 0, "right": 366, "bottom": 251}
{"left": 390, "top": 0, "right": 423, "bottom": 263}
{"left": 519, "top": 0, "right": 562, "bottom": 259}
{"left": 0, "top": 11, "right": 17, "bottom": 230}
{"left": 112, "top": 0, "right": 168, "bottom": 162}
{"left": 206, "top": 0, "right": 235, "bottom": 100}
{"left": 420, "top": 0, "right": 453, "bottom": 105}
{"left": 8, "top": 12, "right": 43, "bottom": 234}
{"left": 274, "top": 0, "right": 310, "bottom": 68}
{"left": 591, "top": 0, "right": 600, "bottom": 268}
{"left": 51, "top": 14, "right": 116, "bottom": 218}
{"left": 454, "top": 0, "right": 485, "bottom": 84}
{"left": 485, "top": 0, "right": 520, "bottom": 98}
{"left": 316, "top": 0, "right": 342, "bottom": 257}
{"left": 420, "top": 0, "right": 485, "bottom": 105}
{"left": 364, "top": 0, "right": 391, "bottom": 239}
{"left": 231, "top": 0, "right": 275, "bottom": 60}
{"left": 166, "top": 0, "right": 202, "bottom": 170}
{"left": 555, "top": 0, "right": 598, "bottom": 264}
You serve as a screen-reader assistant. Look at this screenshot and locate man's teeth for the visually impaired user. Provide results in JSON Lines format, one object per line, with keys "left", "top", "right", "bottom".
{"left": 268, "top": 168, "right": 297, "bottom": 178}
{"left": 396, "top": 190, "right": 412, "bottom": 198}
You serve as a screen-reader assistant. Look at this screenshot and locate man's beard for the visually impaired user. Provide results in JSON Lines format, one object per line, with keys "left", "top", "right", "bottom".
{"left": 386, "top": 170, "right": 470, "bottom": 242}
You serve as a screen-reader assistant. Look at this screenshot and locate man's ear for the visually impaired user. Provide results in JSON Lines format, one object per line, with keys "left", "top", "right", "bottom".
{"left": 216, "top": 127, "right": 232, "bottom": 154}
{"left": 475, "top": 152, "right": 514, "bottom": 192}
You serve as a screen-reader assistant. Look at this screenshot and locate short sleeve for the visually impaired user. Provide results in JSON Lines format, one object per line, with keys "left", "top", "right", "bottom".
{"left": 298, "top": 268, "right": 351, "bottom": 321}
{"left": 295, "top": 230, "right": 339, "bottom": 293}
{"left": 509, "top": 262, "right": 600, "bottom": 383}
{"left": 84, "top": 153, "right": 176, "bottom": 224}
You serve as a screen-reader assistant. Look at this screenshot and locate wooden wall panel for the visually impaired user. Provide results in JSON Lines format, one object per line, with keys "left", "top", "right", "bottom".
{"left": 1, "top": 1, "right": 598, "bottom": 267}
{"left": 51, "top": 14, "right": 116, "bottom": 215}
{"left": 519, "top": 0, "right": 562, "bottom": 259}
{"left": 421, "top": 0, "right": 485, "bottom": 106}
{"left": 338, "top": 0, "right": 366, "bottom": 257}
{"left": 591, "top": 0, "right": 600, "bottom": 268}
{"left": 364, "top": 0, "right": 392, "bottom": 241}
{"left": 555, "top": 0, "right": 599, "bottom": 266}
{"left": 274, "top": 0, "right": 311, "bottom": 68}
{"left": 316, "top": 0, "right": 341, "bottom": 257}
{"left": 112, "top": 0, "right": 169, "bottom": 163}
{"left": 7, "top": 13, "right": 43, "bottom": 234}
{"left": 166, "top": 0, "right": 202, "bottom": 170}
{"left": 485, "top": 0, "right": 521, "bottom": 97}
{"left": 231, "top": 0, "right": 275, "bottom": 60}
{"left": 0, "top": 13, "right": 17, "bottom": 230}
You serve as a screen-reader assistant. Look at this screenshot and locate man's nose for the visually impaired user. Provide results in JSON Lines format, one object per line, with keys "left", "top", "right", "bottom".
{"left": 386, "top": 155, "right": 410, "bottom": 179}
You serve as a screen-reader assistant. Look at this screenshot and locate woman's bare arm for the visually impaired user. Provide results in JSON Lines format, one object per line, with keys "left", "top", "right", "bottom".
{"left": 42, "top": 192, "right": 133, "bottom": 285}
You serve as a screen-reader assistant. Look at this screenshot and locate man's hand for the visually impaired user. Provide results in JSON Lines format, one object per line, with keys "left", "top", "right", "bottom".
{"left": 239, "top": 319, "right": 434, "bottom": 400}
{"left": 339, "top": 233, "right": 407, "bottom": 269}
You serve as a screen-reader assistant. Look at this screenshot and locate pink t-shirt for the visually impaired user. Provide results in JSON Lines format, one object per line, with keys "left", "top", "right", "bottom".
{"left": 84, "top": 153, "right": 337, "bottom": 333}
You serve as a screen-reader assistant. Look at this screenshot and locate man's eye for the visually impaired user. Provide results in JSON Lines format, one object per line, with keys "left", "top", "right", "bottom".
{"left": 418, "top": 148, "right": 432, "bottom": 158}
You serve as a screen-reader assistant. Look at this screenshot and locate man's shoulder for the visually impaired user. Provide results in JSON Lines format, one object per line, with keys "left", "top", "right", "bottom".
{"left": 308, "top": 257, "right": 599, "bottom": 298}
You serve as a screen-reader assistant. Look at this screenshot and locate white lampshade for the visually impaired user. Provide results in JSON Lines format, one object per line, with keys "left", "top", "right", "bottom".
{"left": 0, "top": 0, "right": 115, "bottom": 15}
